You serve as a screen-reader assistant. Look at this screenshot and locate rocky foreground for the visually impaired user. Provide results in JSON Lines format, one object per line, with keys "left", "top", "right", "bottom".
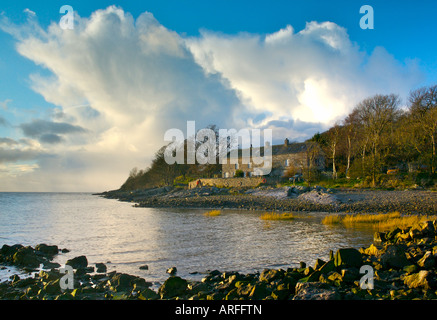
{"left": 99, "top": 186, "right": 437, "bottom": 215}
{"left": 2, "top": 219, "right": 437, "bottom": 300}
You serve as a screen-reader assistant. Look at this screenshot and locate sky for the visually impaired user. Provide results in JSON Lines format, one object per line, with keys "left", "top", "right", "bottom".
{"left": 0, "top": 0, "right": 436, "bottom": 192}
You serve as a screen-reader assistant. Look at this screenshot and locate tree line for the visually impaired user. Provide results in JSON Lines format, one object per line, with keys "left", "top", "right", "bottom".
{"left": 313, "top": 84, "right": 437, "bottom": 187}
{"left": 120, "top": 84, "right": 437, "bottom": 190}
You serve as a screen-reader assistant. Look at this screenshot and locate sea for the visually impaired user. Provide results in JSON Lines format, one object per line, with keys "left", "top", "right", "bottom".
{"left": 0, "top": 192, "right": 375, "bottom": 285}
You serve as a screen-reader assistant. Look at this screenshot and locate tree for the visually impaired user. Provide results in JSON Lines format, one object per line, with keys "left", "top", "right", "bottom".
{"left": 408, "top": 85, "right": 437, "bottom": 174}
{"left": 326, "top": 123, "right": 340, "bottom": 179}
{"left": 353, "top": 94, "right": 401, "bottom": 186}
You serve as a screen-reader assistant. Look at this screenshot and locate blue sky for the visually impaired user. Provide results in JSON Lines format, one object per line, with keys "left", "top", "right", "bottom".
{"left": 0, "top": 0, "right": 436, "bottom": 191}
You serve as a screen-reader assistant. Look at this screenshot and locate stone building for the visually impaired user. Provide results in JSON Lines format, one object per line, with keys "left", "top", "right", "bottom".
{"left": 221, "top": 138, "right": 325, "bottom": 179}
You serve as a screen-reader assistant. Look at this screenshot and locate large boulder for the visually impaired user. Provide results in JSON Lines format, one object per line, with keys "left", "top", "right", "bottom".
{"left": 334, "top": 248, "right": 362, "bottom": 268}
{"left": 65, "top": 256, "right": 88, "bottom": 269}
{"left": 293, "top": 282, "right": 340, "bottom": 300}
{"left": 35, "top": 244, "right": 59, "bottom": 257}
{"left": 380, "top": 245, "right": 409, "bottom": 269}
{"left": 12, "top": 246, "right": 41, "bottom": 268}
{"left": 158, "top": 276, "right": 188, "bottom": 299}
{"left": 404, "top": 270, "right": 436, "bottom": 290}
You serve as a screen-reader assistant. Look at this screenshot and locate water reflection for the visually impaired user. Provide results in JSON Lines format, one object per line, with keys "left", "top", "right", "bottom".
{"left": 0, "top": 193, "right": 375, "bottom": 284}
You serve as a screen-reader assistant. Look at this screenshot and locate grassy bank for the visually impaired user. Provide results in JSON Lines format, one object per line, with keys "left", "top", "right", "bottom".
{"left": 322, "top": 211, "right": 437, "bottom": 231}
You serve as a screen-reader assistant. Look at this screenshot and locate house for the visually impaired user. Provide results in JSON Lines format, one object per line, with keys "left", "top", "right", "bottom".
{"left": 221, "top": 138, "right": 325, "bottom": 179}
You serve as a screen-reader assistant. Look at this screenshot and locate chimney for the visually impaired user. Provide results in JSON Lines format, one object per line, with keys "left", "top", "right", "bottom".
{"left": 284, "top": 138, "right": 289, "bottom": 146}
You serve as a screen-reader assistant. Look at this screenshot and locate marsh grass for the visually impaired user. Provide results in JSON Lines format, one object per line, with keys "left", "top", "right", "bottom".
{"left": 322, "top": 211, "right": 437, "bottom": 231}
{"left": 204, "top": 210, "right": 221, "bottom": 217}
{"left": 260, "top": 212, "right": 295, "bottom": 221}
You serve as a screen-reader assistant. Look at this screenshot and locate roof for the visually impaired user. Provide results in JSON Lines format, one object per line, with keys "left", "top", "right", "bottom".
{"left": 226, "top": 142, "right": 307, "bottom": 159}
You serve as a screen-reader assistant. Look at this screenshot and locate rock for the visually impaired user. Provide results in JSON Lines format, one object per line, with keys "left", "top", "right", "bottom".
{"left": 314, "top": 259, "right": 326, "bottom": 270}
{"left": 318, "top": 260, "right": 335, "bottom": 275}
{"left": 138, "top": 288, "right": 159, "bottom": 300}
{"left": 43, "top": 279, "right": 62, "bottom": 295}
{"left": 404, "top": 270, "right": 436, "bottom": 290}
{"left": 271, "top": 286, "right": 290, "bottom": 300}
{"left": 139, "top": 265, "right": 149, "bottom": 270}
{"left": 417, "top": 251, "right": 435, "bottom": 269}
{"left": 293, "top": 282, "right": 340, "bottom": 300}
{"left": 166, "top": 267, "right": 177, "bottom": 275}
{"left": 158, "top": 276, "right": 188, "bottom": 299}
{"left": 66, "top": 256, "right": 88, "bottom": 269}
{"left": 374, "top": 232, "right": 386, "bottom": 243}
{"left": 363, "top": 244, "right": 380, "bottom": 256}
{"left": 340, "top": 268, "right": 359, "bottom": 282}
{"left": 380, "top": 245, "right": 409, "bottom": 269}
{"left": 35, "top": 244, "right": 59, "bottom": 257}
{"left": 248, "top": 283, "right": 271, "bottom": 300}
{"left": 334, "top": 248, "right": 362, "bottom": 268}
{"left": 109, "top": 273, "right": 139, "bottom": 292}
{"left": 259, "top": 269, "right": 283, "bottom": 282}
{"left": 95, "top": 263, "right": 107, "bottom": 273}
{"left": 12, "top": 246, "right": 41, "bottom": 268}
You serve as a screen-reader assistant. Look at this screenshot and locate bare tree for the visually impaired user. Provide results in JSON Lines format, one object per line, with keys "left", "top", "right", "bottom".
{"left": 353, "top": 94, "right": 401, "bottom": 186}
{"left": 408, "top": 85, "right": 437, "bottom": 174}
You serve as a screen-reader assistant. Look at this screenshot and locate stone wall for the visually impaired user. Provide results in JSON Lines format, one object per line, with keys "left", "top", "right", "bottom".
{"left": 188, "top": 177, "right": 272, "bottom": 189}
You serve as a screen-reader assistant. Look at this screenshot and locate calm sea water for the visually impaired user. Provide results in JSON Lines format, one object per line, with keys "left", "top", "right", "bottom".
{"left": 0, "top": 192, "right": 375, "bottom": 284}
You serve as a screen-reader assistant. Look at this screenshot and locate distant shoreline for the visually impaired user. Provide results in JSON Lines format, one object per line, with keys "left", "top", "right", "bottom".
{"left": 98, "top": 187, "right": 437, "bottom": 215}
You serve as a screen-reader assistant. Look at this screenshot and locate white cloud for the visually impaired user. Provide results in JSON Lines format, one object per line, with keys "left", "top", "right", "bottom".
{"left": 187, "top": 21, "right": 424, "bottom": 129}
{"left": 0, "top": 7, "right": 426, "bottom": 191}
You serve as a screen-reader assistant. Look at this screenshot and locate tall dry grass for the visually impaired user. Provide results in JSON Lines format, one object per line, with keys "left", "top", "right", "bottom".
{"left": 322, "top": 211, "right": 437, "bottom": 231}
{"left": 260, "top": 212, "right": 295, "bottom": 221}
{"left": 203, "top": 210, "right": 221, "bottom": 217}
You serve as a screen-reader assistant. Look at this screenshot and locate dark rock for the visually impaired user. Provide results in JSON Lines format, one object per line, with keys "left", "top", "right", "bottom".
{"left": 35, "top": 244, "right": 59, "bottom": 257}
{"left": 139, "top": 265, "right": 148, "bottom": 270}
{"left": 12, "top": 246, "right": 41, "bottom": 268}
{"left": 334, "top": 248, "right": 362, "bottom": 268}
{"left": 42, "top": 279, "right": 62, "bottom": 295}
{"left": 95, "top": 263, "right": 107, "bottom": 273}
{"left": 158, "top": 276, "right": 188, "bottom": 299}
{"left": 318, "top": 260, "right": 335, "bottom": 275}
{"left": 66, "top": 256, "right": 88, "bottom": 269}
{"left": 109, "top": 273, "right": 139, "bottom": 292}
{"left": 380, "top": 245, "right": 409, "bottom": 269}
{"left": 139, "top": 288, "right": 159, "bottom": 300}
{"left": 248, "top": 282, "right": 271, "bottom": 300}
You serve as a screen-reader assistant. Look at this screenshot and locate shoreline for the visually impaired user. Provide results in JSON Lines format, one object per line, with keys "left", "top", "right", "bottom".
{"left": 2, "top": 217, "right": 437, "bottom": 300}
{"left": 98, "top": 186, "right": 437, "bottom": 215}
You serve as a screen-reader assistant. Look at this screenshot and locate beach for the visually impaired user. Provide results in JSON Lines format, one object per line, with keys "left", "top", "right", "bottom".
{"left": 100, "top": 186, "right": 437, "bottom": 215}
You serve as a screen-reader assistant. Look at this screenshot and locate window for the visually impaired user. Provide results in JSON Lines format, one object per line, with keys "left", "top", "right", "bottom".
{"left": 248, "top": 163, "right": 252, "bottom": 169}
{"left": 285, "top": 159, "right": 290, "bottom": 167}
{"left": 235, "top": 163, "right": 239, "bottom": 169}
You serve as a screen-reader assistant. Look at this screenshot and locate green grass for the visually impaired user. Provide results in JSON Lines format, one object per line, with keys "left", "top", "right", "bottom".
{"left": 259, "top": 212, "right": 295, "bottom": 221}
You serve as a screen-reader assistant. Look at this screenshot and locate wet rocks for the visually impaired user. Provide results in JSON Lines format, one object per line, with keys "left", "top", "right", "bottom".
{"left": 66, "top": 256, "right": 88, "bottom": 269}
{"left": 3, "top": 217, "right": 437, "bottom": 300}
{"left": 158, "top": 276, "right": 188, "bottom": 299}
{"left": 334, "top": 248, "right": 362, "bottom": 268}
